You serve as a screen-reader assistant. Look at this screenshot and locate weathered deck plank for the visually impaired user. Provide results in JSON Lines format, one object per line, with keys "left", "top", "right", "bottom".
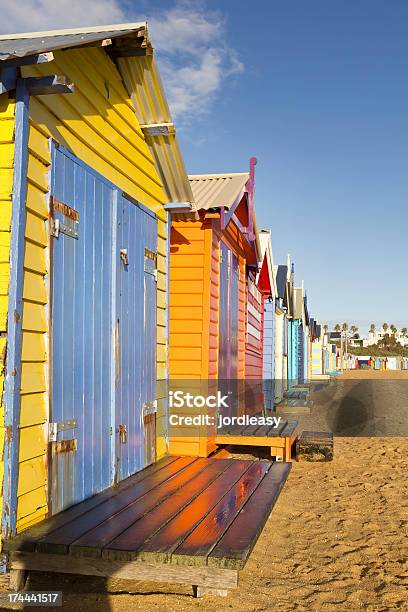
{"left": 10, "top": 551, "right": 239, "bottom": 590}
{"left": 7, "top": 457, "right": 292, "bottom": 591}
{"left": 72, "top": 459, "right": 233, "bottom": 557}
{"left": 172, "top": 461, "right": 271, "bottom": 564}
{"left": 208, "top": 462, "right": 292, "bottom": 568}
{"left": 36, "top": 457, "right": 197, "bottom": 554}
{"left": 3, "top": 456, "right": 180, "bottom": 553}
{"left": 134, "top": 460, "right": 252, "bottom": 564}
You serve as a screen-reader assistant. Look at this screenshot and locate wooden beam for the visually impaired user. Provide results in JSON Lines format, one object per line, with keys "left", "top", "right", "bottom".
{"left": 141, "top": 123, "right": 176, "bottom": 136}
{"left": 9, "top": 551, "right": 239, "bottom": 591}
{"left": 0, "top": 66, "right": 17, "bottom": 94}
{"left": 24, "top": 75, "right": 74, "bottom": 95}
{"left": 1, "top": 79, "right": 30, "bottom": 538}
{"left": 110, "top": 45, "right": 153, "bottom": 57}
{"left": 4, "top": 52, "right": 54, "bottom": 68}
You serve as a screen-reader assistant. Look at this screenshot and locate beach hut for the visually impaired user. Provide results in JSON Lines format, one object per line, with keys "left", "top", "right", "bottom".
{"left": 275, "top": 264, "right": 290, "bottom": 402}
{"left": 310, "top": 320, "right": 324, "bottom": 378}
{"left": 302, "top": 293, "right": 310, "bottom": 382}
{"left": 293, "top": 286, "right": 307, "bottom": 385}
{"left": 169, "top": 160, "right": 261, "bottom": 457}
{"left": 0, "top": 23, "right": 194, "bottom": 539}
{"left": 258, "top": 230, "right": 278, "bottom": 410}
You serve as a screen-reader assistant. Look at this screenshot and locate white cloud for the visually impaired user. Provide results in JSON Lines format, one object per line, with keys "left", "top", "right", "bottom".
{"left": 0, "top": 0, "right": 243, "bottom": 123}
{"left": 149, "top": 3, "right": 244, "bottom": 121}
{"left": 0, "top": 0, "right": 124, "bottom": 33}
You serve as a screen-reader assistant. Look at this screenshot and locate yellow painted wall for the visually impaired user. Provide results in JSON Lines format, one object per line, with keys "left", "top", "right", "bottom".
{"left": 12, "top": 47, "right": 169, "bottom": 531}
{"left": 0, "top": 92, "right": 16, "bottom": 538}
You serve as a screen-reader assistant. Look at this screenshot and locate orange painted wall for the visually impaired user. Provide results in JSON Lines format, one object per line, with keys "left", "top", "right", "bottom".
{"left": 169, "top": 214, "right": 249, "bottom": 457}
{"left": 169, "top": 219, "right": 216, "bottom": 457}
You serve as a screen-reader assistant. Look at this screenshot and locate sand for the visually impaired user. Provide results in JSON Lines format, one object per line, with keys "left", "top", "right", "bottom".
{"left": 1, "top": 373, "right": 407, "bottom": 611}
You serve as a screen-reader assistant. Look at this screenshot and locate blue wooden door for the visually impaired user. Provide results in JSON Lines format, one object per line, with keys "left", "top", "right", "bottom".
{"left": 115, "top": 194, "right": 157, "bottom": 482}
{"left": 50, "top": 145, "right": 115, "bottom": 513}
{"left": 218, "top": 242, "right": 239, "bottom": 380}
{"left": 218, "top": 242, "right": 229, "bottom": 380}
{"left": 50, "top": 146, "right": 157, "bottom": 513}
{"left": 298, "top": 323, "right": 304, "bottom": 383}
{"left": 263, "top": 298, "right": 275, "bottom": 409}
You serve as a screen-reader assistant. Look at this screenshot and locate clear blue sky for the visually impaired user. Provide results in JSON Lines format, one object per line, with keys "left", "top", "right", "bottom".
{"left": 131, "top": 0, "right": 408, "bottom": 330}
{"left": 172, "top": 0, "right": 408, "bottom": 329}
{"left": 2, "top": 0, "right": 407, "bottom": 331}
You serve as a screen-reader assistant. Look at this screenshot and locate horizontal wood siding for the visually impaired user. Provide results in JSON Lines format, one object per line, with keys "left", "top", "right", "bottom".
{"left": 169, "top": 221, "right": 212, "bottom": 457}
{"left": 245, "top": 275, "right": 263, "bottom": 380}
{"left": 17, "top": 122, "right": 49, "bottom": 533}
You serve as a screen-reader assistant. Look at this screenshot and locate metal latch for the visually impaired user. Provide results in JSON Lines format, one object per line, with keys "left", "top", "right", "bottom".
{"left": 118, "top": 424, "right": 128, "bottom": 444}
{"left": 49, "top": 419, "right": 77, "bottom": 442}
{"left": 51, "top": 218, "right": 79, "bottom": 239}
{"left": 143, "top": 400, "right": 157, "bottom": 416}
{"left": 51, "top": 218, "right": 60, "bottom": 238}
{"left": 120, "top": 248, "right": 129, "bottom": 266}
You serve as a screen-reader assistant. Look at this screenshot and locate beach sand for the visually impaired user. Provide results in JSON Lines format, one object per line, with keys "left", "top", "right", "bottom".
{"left": 1, "top": 373, "right": 407, "bottom": 611}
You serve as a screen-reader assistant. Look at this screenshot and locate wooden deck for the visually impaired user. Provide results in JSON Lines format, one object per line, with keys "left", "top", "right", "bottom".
{"left": 4, "top": 456, "right": 291, "bottom": 597}
{"left": 216, "top": 417, "right": 299, "bottom": 461}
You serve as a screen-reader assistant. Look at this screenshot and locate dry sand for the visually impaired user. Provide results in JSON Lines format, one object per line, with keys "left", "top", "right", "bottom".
{"left": 1, "top": 373, "right": 407, "bottom": 611}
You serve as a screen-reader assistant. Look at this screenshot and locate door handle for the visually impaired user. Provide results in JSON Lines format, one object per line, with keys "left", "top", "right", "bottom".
{"left": 120, "top": 249, "right": 129, "bottom": 266}
{"left": 118, "top": 424, "right": 127, "bottom": 444}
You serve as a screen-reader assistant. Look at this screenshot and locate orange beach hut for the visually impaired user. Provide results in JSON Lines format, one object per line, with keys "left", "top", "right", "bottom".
{"left": 169, "top": 159, "right": 261, "bottom": 457}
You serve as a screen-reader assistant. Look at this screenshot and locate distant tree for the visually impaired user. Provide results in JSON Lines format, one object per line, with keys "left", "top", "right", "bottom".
{"left": 323, "top": 324, "right": 328, "bottom": 334}
{"left": 334, "top": 324, "right": 341, "bottom": 332}
{"left": 369, "top": 323, "right": 376, "bottom": 333}
{"left": 390, "top": 324, "right": 397, "bottom": 335}
{"left": 350, "top": 325, "right": 359, "bottom": 338}
{"left": 382, "top": 323, "right": 388, "bottom": 334}
{"left": 401, "top": 327, "right": 408, "bottom": 337}
{"left": 342, "top": 322, "right": 349, "bottom": 332}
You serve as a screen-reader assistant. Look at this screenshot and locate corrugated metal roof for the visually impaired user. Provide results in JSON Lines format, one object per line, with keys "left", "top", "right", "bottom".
{"left": 0, "top": 23, "right": 147, "bottom": 60}
{"left": 118, "top": 55, "right": 196, "bottom": 210}
{"left": 0, "top": 23, "right": 196, "bottom": 210}
{"left": 188, "top": 173, "right": 249, "bottom": 211}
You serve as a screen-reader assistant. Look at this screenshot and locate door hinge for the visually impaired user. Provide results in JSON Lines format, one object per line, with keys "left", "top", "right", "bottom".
{"left": 48, "top": 419, "right": 77, "bottom": 442}
{"left": 143, "top": 400, "right": 157, "bottom": 416}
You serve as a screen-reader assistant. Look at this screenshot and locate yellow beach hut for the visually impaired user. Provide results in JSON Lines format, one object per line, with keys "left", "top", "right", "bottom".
{"left": 0, "top": 23, "right": 194, "bottom": 541}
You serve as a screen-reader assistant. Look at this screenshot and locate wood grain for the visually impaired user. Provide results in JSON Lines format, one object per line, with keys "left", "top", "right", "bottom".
{"left": 208, "top": 462, "right": 292, "bottom": 568}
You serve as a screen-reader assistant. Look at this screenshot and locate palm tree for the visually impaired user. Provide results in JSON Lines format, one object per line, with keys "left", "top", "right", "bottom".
{"left": 390, "top": 324, "right": 397, "bottom": 335}
{"left": 382, "top": 323, "right": 388, "bottom": 334}
{"left": 370, "top": 323, "right": 376, "bottom": 333}
{"left": 401, "top": 327, "right": 407, "bottom": 337}
{"left": 323, "top": 324, "right": 329, "bottom": 334}
{"left": 342, "top": 322, "right": 349, "bottom": 332}
{"left": 350, "top": 325, "right": 359, "bottom": 338}
{"left": 334, "top": 324, "right": 341, "bottom": 332}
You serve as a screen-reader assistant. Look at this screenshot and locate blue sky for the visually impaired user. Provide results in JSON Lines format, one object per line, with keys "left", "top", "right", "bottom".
{"left": 2, "top": 0, "right": 407, "bottom": 332}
